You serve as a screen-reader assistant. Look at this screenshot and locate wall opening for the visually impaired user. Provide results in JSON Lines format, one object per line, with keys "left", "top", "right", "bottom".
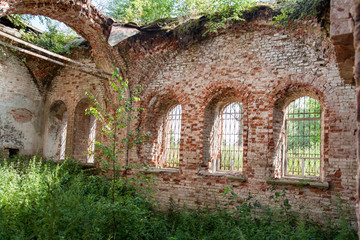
{"left": 284, "top": 96, "right": 321, "bottom": 177}
{"left": 3, "top": 148, "right": 20, "bottom": 158}
{"left": 217, "top": 102, "right": 243, "bottom": 171}
{"left": 163, "top": 104, "right": 182, "bottom": 168}
{"left": 273, "top": 91, "right": 323, "bottom": 179}
{"left": 203, "top": 91, "right": 245, "bottom": 172}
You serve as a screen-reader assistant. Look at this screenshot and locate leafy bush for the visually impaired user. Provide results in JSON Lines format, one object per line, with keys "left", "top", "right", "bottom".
{"left": 273, "top": 0, "right": 330, "bottom": 26}
{"left": 0, "top": 156, "right": 357, "bottom": 239}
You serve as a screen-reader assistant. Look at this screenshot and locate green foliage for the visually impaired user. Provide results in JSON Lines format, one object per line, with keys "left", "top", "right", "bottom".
{"left": 286, "top": 97, "right": 322, "bottom": 151}
{"left": 86, "top": 68, "right": 146, "bottom": 172}
{"left": 0, "top": 156, "right": 157, "bottom": 240}
{"left": 273, "top": 0, "right": 327, "bottom": 26}
{"left": 22, "top": 23, "right": 77, "bottom": 54}
{"left": 107, "top": 0, "right": 175, "bottom": 25}
{"left": 107, "top": 0, "right": 255, "bottom": 34}
{"left": 8, "top": 15, "right": 78, "bottom": 54}
{"left": 0, "top": 156, "right": 357, "bottom": 239}
{"left": 86, "top": 68, "right": 149, "bottom": 239}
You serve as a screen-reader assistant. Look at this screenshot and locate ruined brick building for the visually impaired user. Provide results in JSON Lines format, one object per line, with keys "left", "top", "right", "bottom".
{"left": 1, "top": 0, "right": 360, "bottom": 230}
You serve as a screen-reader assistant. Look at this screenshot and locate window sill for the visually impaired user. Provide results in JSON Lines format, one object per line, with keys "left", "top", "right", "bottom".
{"left": 198, "top": 170, "right": 247, "bottom": 182}
{"left": 266, "top": 178, "right": 329, "bottom": 190}
{"left": 140, "top": 167, "right": 180, "bottom": 174}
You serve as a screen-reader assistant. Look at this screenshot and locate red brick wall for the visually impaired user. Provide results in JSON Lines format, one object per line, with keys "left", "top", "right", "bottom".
{"left": 46, "top": 21, "right": 357, "bottom": 224}
{"left": 126, "top": 22, "right": 357, "bottom": 223}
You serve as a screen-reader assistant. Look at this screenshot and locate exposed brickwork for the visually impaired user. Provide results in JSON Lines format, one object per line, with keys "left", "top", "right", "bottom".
{"left": 0, "top": 1, "right": 358, "bottom": 227}
{"left": 44, "top": 54, "right": 106, "bottom": 163}
{"left": 124, "top": 21, "right": 357, "bottom": 223}
{"left": 330, "top": 0, "right": 355, "bottom": 84}
{"left": 8, "top": 108, "right": 34, "bottom": 123}
{"left": 351, "top": 0, "right": 360, "bottom": 234}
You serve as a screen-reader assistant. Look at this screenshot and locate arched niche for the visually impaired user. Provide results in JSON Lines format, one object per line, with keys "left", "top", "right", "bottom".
{"left": 43, "top": 100, "right": 68, "bottom": 160}
{"left": 72, "top": 98, "right": 96, "bottom": 163}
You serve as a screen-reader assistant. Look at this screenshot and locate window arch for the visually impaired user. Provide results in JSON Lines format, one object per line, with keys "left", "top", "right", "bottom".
{"left": 284, "top": 96, "right": 322, "bottom": 177}
{"left": 162, "top": 104, "right": 182, "bottom": 168}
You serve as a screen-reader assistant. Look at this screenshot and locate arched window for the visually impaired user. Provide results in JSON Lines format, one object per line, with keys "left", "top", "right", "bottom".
{"left": 163, "top": 104, "right": 182, "bottom": 168}
{"left": 217, "top": 102, "right": 243, "bottom": 171}
{"left": 284, "top": 96, "right": 321, "bottom": 177}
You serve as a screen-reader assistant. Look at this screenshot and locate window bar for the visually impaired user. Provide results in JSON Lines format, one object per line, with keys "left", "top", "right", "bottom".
{"left": 164, "top": 105, "right": 181, "bottom": 168}
{"left": 285, "top": 97, "right": 321, "bottom": 177}
{"left": 219, "top": 102, "right": 243, "bottom": 171}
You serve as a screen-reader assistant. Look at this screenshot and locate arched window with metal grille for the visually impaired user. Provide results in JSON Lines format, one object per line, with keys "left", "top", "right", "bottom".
{"left": 163, "top": 104, "right": 182, "bottom": 168}
{"left": 217, "top": 102, "right": 243, "bottom": 171}
{"left": 284, "top": 96, "right": 322, "bottom": 177}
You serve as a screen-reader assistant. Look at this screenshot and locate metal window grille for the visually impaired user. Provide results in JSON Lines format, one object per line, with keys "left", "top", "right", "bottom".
{"left": 285, "top": 96, "right": 321, "bottom": 177}
{"left": 163, "top": 105, "right": 182, "bottom": 168}
{"left": 218, "top": 102, "right": 243, "bottom": 171}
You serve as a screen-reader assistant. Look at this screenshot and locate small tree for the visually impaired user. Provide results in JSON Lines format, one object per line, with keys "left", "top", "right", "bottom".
{"left": 86, "top": 68, "right": 147, "bottom": 239}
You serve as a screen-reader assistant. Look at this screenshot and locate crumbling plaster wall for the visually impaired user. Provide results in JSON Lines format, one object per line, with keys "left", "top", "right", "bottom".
{"left": 0, "top": 48, "right": 43, "bottom": 155}
{"left": 117, "top": 21, "right": 357, "bottom": 222}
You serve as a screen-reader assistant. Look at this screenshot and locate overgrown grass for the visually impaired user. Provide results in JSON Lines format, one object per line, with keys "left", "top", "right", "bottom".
{"left": 0, "top": 156, "right": 357, "bottom": 239}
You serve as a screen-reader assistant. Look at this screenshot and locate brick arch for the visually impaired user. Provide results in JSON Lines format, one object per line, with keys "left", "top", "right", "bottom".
{"left": 140, "top": 87, "right": 187, "bottom": 167}
{"left": 202, "top": 85, "right": 250, "bottom": 172}
{"left": 0, "top": 0, "right": 115, "bottom": 71}
{"left": 271, "top": 84, "right": 327, "bottom": 180}
{"left": 200, "top": 81, "right": 253, "bottom": 107}
{"left": 270, "top": 83, "right": 326, "bottom": 110}
{"left": 141, "top": 86, "right": 189, "bottom": 128}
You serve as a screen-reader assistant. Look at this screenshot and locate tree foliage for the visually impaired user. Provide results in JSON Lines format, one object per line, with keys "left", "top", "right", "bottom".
{"left": 286, "top": 97, "right": 322, "bottom": 151}
{"left": 22, "top": 23, "right": 78, "bottom": 54}
{"left": 8, "top": 15, "right": 78, "bottom": 54}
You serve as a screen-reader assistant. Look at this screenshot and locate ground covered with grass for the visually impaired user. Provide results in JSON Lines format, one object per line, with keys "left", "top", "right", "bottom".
{"left": 0, "top": 156, "right": 357, "bottom": 240}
